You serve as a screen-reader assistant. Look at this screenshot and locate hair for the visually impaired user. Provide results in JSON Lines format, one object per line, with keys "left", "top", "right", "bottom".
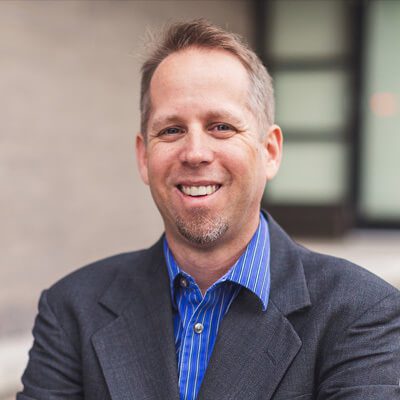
{"left": 140, "top": 19, "right": 274, "bottom": 137}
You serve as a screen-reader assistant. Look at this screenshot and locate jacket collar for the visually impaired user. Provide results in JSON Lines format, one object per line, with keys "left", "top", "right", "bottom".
{"left": 93, "top": 212, "right": 311, "bottom": 400}
{"left": 266, "top": 211, "right": 311, "bottom": 315}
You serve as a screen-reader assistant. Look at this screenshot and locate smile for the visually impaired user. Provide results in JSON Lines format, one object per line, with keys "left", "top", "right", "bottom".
{"left": 178, "top": 184, "right": 220, "bottom": 197}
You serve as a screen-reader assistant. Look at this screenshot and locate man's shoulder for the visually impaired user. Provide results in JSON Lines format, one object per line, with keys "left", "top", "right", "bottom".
{"left": 296, "top": 243, "right": 399, "bottom": 321}
{"left": 45, "top": 239, "right": 164, "bottom": 314}
{"left": 267, "top": 213, "right": 399, "bottom": 312}
{"left": 299, "top": 243, "right": 398, "bottom": 293}
{"left": 49, "top": 249, "right": 144, "bottom": 290}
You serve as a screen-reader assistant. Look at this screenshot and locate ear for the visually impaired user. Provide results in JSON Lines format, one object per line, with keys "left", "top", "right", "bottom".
{"left": 262, "top": 124, "right": 283, "bottom": 180}
{"left": 135, "top": 133, "right": 149, "bottom": 185}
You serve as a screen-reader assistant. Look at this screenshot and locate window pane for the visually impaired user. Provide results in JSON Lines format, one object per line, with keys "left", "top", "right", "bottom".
{"left": 268, "top": 0, "right": 349, "bottom": 59}
{"left": 265, "top": 142, "right": 347, "bottom": 204}
{"left": 360, "top": 0, "right": 400, "bottom": 219}
{"left": 274, "top": 70, "right": 349, "bottom": 132}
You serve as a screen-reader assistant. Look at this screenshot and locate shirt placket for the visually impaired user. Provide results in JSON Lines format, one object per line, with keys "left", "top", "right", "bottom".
{"left": 179, "top": 285, "right": 212, "bottom": 400}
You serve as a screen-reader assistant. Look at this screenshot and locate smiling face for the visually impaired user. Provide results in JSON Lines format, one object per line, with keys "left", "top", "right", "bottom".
{"left": 136, "top": 47, "right": 282, "bottom": 250}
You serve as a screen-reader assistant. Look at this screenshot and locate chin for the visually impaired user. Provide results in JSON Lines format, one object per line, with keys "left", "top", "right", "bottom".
{"left": 175, "top": 212, "right": 229, "bottom": 247}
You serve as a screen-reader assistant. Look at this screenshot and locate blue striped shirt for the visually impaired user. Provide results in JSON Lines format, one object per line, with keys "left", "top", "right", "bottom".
{"left": 164, "top": 213, "right": 271, "bottom": 400}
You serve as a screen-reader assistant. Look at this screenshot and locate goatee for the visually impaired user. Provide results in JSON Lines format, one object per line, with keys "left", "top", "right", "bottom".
{"left": 175, "top": 209, "right": 228, "bottom": 247}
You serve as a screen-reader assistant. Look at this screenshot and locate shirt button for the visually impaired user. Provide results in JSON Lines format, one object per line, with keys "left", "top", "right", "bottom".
{"left": 179, "top": 277, "right": 188, "bottom": 288}
{"left": 194, "top": 323, "right": 204, "bottom": 334}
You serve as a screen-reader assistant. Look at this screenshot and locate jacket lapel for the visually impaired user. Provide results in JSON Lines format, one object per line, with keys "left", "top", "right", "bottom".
{"left": 198, "top": 214, "right": 311, "bottom": 400}
{"left": 91, "top": 215, "right": 311, "bottom": 400}
{"left": 91, "top": 239, "right": 180, "bottom": 400}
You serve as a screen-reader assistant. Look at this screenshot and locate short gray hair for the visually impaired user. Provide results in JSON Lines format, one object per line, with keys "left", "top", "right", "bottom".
{"left": 140, "top": 19, "right": 274, "bottom": 136}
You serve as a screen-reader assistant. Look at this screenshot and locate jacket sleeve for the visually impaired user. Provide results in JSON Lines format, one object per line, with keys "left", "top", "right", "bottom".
{"left": 317, "top": 291, "right": 400, "bottom": 399}
{"left": 17, "top": 290, "right": 83, "bottom": 400}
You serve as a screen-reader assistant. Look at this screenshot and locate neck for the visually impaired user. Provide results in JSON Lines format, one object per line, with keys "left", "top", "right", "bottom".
{"left": 166, "top": 214, "right": 260, "bottom": 293}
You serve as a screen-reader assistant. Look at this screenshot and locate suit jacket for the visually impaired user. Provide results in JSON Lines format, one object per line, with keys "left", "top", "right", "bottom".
{"left": 18, "top": 214, "right": 400, "bottom": 400}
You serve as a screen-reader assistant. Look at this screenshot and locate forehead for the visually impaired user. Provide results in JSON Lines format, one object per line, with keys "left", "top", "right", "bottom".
{"left": 148, "top": 47, "right": 251, "bottom": 119}
{"left": 152, "top": 46, "right": 248, "bottom": 82}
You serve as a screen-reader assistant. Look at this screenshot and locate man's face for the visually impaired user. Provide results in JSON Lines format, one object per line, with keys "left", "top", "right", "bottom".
{"left": 136, "top": 48, "right": 281, "bottom": 249}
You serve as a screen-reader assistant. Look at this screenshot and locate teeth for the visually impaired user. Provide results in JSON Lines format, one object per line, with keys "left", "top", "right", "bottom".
{"left": 180, "top": 185, "right": 219, "bottom": 197}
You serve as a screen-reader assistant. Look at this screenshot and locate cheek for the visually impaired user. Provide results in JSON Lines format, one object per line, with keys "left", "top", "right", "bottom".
{"left": 224, "top": 143, "right": 262, "bottom": 174}
{"left": 146, "top": 149, "right": 175, "bottom": 184}
{"left": 231, "top": 147, "right": 268, "bottom": 194}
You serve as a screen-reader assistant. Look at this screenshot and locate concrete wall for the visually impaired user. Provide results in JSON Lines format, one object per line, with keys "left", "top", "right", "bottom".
{"left": 0, "top": 0, "right": 252, "bottom": 338}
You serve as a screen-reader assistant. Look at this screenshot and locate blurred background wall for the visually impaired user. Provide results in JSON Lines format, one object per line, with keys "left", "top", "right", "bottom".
{"left": 1, "top": 0, "right": 251, "bottom": 335}
{"left": 0, "top": 0, "right": 252, "bottom": 395}
{"left": 1, "top": 0, "right": 399, "bottom": 397}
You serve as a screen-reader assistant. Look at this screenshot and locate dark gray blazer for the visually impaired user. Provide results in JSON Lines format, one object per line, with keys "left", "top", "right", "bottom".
{"left": 18, "top": 215, "right": 400, "bottom": 400}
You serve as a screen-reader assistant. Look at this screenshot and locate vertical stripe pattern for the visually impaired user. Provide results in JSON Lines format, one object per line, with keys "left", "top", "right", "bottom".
{"left": 164, "top": 213, "right": 270, "bottom": 400}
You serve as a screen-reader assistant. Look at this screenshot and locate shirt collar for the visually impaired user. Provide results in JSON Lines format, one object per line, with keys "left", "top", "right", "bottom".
{"left": 163, "top": 212, "right": 271, "bottom": 310}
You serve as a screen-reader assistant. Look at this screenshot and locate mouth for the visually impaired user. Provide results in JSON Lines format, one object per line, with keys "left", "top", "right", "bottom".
{"left": 177, "top": 184, "right": 221, "bottom": 197}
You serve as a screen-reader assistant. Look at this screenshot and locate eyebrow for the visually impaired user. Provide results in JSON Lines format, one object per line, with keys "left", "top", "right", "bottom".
{"left": 150, "top": 115, "right": 182, "bottom": 133}
{"left": 204, "top": 110, "right": 244, "bottom": 125}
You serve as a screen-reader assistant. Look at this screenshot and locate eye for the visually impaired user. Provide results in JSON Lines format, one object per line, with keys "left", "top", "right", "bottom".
{"left": 159, "top": 126, "right": 185, "bottom": 136}
{"left": 209, "top": 123, "right": 236, "bottom": 138}
{"left": 213, "top": 124, "right": 232, "bottom": 131}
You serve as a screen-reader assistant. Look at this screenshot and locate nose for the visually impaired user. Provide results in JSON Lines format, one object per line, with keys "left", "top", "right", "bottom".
{"left": 179, "top": 128, "right": 214, "bottom": 167}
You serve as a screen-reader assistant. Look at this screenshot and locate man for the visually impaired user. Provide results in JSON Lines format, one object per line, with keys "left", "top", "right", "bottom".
{"left": 18, "top": 20, "right": 400, "bottom": 400}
